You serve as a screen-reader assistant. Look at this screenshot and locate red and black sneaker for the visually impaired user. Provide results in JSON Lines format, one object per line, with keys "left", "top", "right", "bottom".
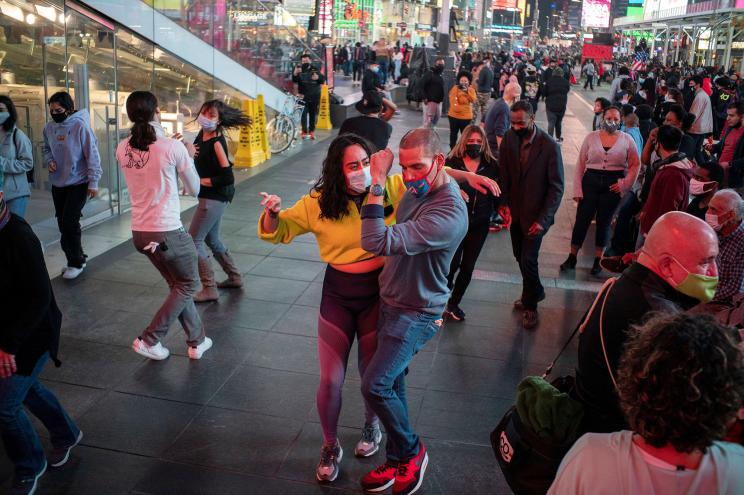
{"left": 393, "top": 442, "right": 429, "bottom": 495}
{"left": 361, "top": 461, "right": 398, "bottom": 493}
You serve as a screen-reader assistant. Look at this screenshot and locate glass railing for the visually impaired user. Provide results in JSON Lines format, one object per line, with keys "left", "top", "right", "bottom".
{"left": 151, "top": 0, "right": 323, "bottom": 94}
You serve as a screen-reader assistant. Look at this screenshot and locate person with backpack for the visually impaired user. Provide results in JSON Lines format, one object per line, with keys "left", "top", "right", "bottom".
{"left": 0, "top": 95, "right": 33, "bottom": 218}
{"left": 188, "top": 101, "right": 251, "bottom": 303}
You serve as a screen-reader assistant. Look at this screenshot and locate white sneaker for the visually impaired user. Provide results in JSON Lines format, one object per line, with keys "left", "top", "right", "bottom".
{"left": 188, "top": 337, "right": 213, "bottom": 360}
{"left": 62, "top": 264, "right": 86, "bottom": 280}
{"left": 132, "top": 338, "right": 170, "bottom": 360}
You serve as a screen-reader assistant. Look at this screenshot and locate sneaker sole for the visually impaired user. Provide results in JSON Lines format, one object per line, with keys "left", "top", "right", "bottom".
{"left": 364, "top": 478, "right": 395, "bottom": 493}
{"left": 316, "top": 447, "right": 343, "bottom": 483}
{"left": 188, "top": 338, "right": 213, "bottom": 360}
{"left": 50, "top": 430, "right": 83, "bottom": 468}
{"left": 25, "top": 461, "right": 47, "bottom": 495}
{"left": 132, "top": 344, "right": 170, "bottom": 361}
{"left": 400, "top": 452, "right": 428, "bottom": 495}
{"left": 355, "top": 443, "right": 380, "bottom": 458}
{"left": 445, "top": 311, "right": 462, "bottom": 322}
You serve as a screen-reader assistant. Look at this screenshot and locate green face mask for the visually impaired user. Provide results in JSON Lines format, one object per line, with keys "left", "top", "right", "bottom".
{"left": 670, "top": 256, "right": 718, "bottom": 303}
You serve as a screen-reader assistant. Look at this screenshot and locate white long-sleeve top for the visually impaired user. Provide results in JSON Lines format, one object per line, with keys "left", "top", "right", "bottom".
{"left": 116, "top": 134, "right": 199, "bottom": 232}
{"left": 689, "top": 88, "right": 713, "bottom": 134}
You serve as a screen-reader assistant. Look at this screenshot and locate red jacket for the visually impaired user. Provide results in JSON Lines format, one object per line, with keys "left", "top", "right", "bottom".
{"left": 640, "top": 159, "right": 693, "bottom": 235}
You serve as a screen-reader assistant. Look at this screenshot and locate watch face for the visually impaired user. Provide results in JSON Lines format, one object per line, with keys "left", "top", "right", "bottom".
{"left": 371, "top": 184, "right": 384, "bottom": 196}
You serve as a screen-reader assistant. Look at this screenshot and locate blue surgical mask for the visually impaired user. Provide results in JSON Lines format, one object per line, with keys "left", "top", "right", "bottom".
{"left": 0, "top": 112, "right": 9, "bottom": 125}
{"left": 197, "top": 114, "right": 218, "bottom": 131}
{"left": 403, "top": 160, "right": 438, "bottom": 198}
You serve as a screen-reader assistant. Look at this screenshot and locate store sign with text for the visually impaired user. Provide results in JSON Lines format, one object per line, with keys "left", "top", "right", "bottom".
{"left": 581, "top": 0, "right": 610, "bottom": 29}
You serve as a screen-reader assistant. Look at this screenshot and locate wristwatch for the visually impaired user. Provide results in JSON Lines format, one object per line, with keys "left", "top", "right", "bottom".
{"left": 370, "top": 183, "right": 384, "bottom": 197}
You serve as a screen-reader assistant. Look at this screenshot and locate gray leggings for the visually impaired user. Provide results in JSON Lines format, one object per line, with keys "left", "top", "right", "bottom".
{"left": 132, "top": 228, "right": 205, "bottom": 347}
{"left": 188, "top": 198, "right": 228, "bottom": 260}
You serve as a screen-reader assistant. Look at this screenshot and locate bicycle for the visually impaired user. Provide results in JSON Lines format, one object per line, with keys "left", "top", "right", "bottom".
{"left": 266, "top": 92, "right": 305, "bottom": 154}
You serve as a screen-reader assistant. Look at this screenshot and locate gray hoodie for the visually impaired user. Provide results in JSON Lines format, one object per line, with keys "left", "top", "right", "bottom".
{"left": 42, "top": 109, "right": 102, "bottom": 189}
{"left": 0, "top": 126, "right": 33, "bottom": 201}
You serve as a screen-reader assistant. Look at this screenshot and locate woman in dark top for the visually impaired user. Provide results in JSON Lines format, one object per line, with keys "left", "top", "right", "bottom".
{"left": 189, "top": 100, "right": 251, "bottom": 302}
{"left": 444, "top": 125, "right": 499, "bottom": 321}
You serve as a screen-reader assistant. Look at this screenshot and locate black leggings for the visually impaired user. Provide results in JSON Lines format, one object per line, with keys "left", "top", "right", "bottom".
{"left": 448, "top": 116, "right": 470, "bottom": 148}
{"left": 353, "top": 61, "right": 365, "bottom": 81}
{"left": 317, "top": 265, "right": 381, "bottom": 444}
{"left": 52, "top": 182, "right": 88, "bottom": 268}
{"left": 301, "top": 98, "right": 320, "bottom": 133}
{"left": 447, "top": 220, "right": 490, "bottom": 305}
{"left": 571, "top": 169, "right": 625, "bottom": 250}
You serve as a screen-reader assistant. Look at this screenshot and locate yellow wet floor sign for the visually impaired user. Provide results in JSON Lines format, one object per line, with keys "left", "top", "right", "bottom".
{"left": 234, "top": 98, "right": 268, "bottom": 168}
{"left": 317, "top": 84, "right": 332, "bottom": 130}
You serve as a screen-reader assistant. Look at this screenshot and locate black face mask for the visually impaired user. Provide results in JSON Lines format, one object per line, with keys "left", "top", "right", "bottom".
{"left": 51, "top": 112, "right": 67, "bottom": 123}
{"left": 513, "top": 125, "right": 532, "bottom": 139}
{"left": 302, "top": 63, "right": 311, "bottom": 71}
{"left": 434, "top": 65, "right": 444, "bottom": 74}
{"left": 465, "top": 144, "right": 481, "bottom": 158}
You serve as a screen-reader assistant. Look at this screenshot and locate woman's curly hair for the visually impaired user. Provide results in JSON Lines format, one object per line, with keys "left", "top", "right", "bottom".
{"left": 618, "top": 313, "right": 744, "bottom": 453}
{"left": 312, "top": 133, "right": 373, "bottom": 220}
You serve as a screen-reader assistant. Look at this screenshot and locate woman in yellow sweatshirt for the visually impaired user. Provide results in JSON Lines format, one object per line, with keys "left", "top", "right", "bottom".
{"left": 447, "top": 70, "right": 477, "bottom": 149}
{"left": 257, "top": 133, "right": 498, "bottom": 484}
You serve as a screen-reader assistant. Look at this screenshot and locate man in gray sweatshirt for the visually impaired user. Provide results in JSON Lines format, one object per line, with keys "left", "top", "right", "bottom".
{"left": 359, "top": 129, "right": 468, "bottom": 495}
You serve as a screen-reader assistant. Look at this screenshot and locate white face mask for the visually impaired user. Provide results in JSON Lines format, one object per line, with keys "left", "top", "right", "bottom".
{"left": 664, "top": 95, "right": 675, "bottom": 102}
{"left": 689, "top": 178, "right": 715, "bottom": 196}
{"left": 197, "top": 114, "right": 218, "bottom": 131}
{"left": 705, "top": 211, "right": 723, "bottom": 231}
{"left": 347, "top": 166, "right": 371, "bottom": 194}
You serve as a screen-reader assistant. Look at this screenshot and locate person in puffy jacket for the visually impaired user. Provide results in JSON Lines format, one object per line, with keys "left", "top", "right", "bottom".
{"left": 41, "top": 91, "right": 102, "bottom": 279}
{"left": 544, "top": 67, "right": 570, "bottom": 143}
{"left": 0, "top": 95, "right": 33, "bottom": 217}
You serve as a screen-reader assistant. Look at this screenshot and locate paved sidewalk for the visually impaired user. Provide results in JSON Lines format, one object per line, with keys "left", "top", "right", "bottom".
{"left": 1, "top": 88, "right": 602, "bottom": 494}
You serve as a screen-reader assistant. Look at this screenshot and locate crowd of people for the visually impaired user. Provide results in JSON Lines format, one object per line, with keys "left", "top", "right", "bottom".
{"left": 2, "top": 41, "right": 744, "bottom": 495}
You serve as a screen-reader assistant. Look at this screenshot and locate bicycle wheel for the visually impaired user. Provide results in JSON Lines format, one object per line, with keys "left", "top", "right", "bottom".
{"left": 266, "top": 115, "right": 295, "bottom": 154}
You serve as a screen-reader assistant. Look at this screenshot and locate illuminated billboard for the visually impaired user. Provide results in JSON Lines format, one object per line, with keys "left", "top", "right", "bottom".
{"left": 643, "top": 0, "right": 686, "bottom": 20}
{"left": 492, "top": 0, "right": 518, "bottom": 8}
{"left": 581, "top": 0, "right": 611, "bottom": 28}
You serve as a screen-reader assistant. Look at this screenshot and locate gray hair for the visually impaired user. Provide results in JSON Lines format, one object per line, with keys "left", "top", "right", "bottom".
{"left": 400, "top": 128, "right": 442, "bottom": 158}
{"left": 714, "top": 189, "right": 744, "bottom": 221}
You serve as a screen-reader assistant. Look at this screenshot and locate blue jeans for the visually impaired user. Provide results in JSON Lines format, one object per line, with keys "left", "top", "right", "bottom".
{"left": 0, "top": 353, "right": 80, "bottom": 479}
{"left": 6, "top": 196, "right": 28, "bottom": 218}
{"left": 361, "top": 302, "right": 441, "bottom": 462}
{"left": 377, "top": 59, "right": 389, "bottom": 85}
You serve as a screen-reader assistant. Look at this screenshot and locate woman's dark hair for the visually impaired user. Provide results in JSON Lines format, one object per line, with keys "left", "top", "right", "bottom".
{"left": 126, "top": 91, "right": 158, "bottom": 151}
{"left": 595, "top": 97, "right": 612, "bottom": 110}
{"left": 456, "top": 70, "right": 472, "bottom": 83}
{"left": 0, "top": 95, "right": 18, "bottom": 132}
{"left": 618, "top": 313, "right": 744, "bottom": 453}
{"left": 312, "top": 133, "right": 373, "bottom": 220}
{"left": 620, "top": 104, "right": 635, "bottom": 117}
{"left": 698, "top": 160, "right": 725, "bottom": 184}
{"left": 48, "top": 91, "right": 74, "bottom": 112}
{"left": 634, "top": 104, "right": 653, "bottom": 121}
{"left": 682, "top": 112, "right": 696, "bottom": 133}
{"left": 195, "top": 100, "right": 252, "bottom": 134}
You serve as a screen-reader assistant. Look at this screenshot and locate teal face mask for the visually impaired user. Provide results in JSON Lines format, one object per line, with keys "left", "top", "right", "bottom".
{"left": 403, "top": 159, "right": 438, "bottom": 198}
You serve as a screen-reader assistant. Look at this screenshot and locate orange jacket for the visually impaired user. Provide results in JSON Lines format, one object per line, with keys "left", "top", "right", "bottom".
{"left": 447, "top": 85, "right": 476, "bottom": 120}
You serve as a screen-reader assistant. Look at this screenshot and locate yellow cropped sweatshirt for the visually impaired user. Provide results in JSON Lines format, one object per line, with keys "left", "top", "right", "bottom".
{"left": 258, "top": 174, "right": 406, "bottom": 265}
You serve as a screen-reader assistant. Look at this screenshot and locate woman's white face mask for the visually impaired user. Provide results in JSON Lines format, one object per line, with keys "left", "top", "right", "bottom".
{"left": 346, "top": 167, "right": 372, "bottom": 194}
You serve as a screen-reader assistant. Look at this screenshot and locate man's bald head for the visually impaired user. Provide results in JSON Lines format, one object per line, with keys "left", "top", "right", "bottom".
{"left": 640, "top": 211, "right": 719, "bottom": 284}
{"left": 504, "top": 82, "right": 522, "bottom": 101}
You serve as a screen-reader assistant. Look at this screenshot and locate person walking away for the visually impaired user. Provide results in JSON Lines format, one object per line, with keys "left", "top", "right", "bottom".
{"left": 339, "top": 91, "right": 393, "bottom": 152}
{"left": 359, "top": 130, "right": 469, "bottom": 495}
{"left": 444, "top": 125, "right": 500, "bottom": 321}
{"left": 116, "top": 91, "right": 212, "bottom": 362}
{"left": 352, "top": 42, "right": 366, "bottom": 86}
{"left": 474, "top": 57, "right": 494, "bottom": 124}
{"left": 41, "top": 91, "right": 102, "bottom": 280}
{"left": 583, "top": 59, "right": 595, "bottom": 90}
{"left": 0, "top": 190, "right": 83, "bottom": 495}
{"left": 0, "top": 96, "right": 33, "bottom": 217}
{"left": 420, "top": 58, "right": 446, "bottom": 128}
{"left": 447, "top": 71, "right": 477, "bottom": 149}
{"left": 688, "top": 75, "right": 714, "bottom": 165}
{"left": 522, "top": 65, "right": 540, "bottom": 113}
{"left": 561, "top": 106, "right": 640, "bottom": 276}
{"left": 292, "top": 54, "right": 326, "bottom": 140}
{"left": 189, "top": 101, "right": 251, "bottom": 303}
{"left": 499, "top": 101, "right": 564, "bottom": 329}
{"left": 485, "top": 81, "right": 521, "bottom": 156}
{"left": 545, "top": 67, "right": 570, "bottom": 143}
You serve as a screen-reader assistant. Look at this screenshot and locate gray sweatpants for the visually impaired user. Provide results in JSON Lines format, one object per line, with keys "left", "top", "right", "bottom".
{"left": 189, "top": 198, "right": 228, "bottom": 260}
{"left": 132, "top": 228, "right": 205, "bottom": 347}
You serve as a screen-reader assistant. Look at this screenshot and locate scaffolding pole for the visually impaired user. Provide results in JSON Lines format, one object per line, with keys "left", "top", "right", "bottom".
{"left": 723, "top": 21, "right": 734, "bottom": 70}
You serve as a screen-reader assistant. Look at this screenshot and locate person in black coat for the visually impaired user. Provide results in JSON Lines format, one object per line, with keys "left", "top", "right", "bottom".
{"left": 498, "top": 100, "right": 565, "bottom": 329}
{"left": 444, "top": 124, "right": 500, "bottom": 321}
{"left": 544, "top": 67, "right": 570, "bottom": 142}
{"left": 361, "top": 60, "right": 384, "bottom": 93}
{"left": 0, "top": 191, "right": 82, "bottom": 491}
{"left": 292, "top": 54, "right": 326, "bottom": 138}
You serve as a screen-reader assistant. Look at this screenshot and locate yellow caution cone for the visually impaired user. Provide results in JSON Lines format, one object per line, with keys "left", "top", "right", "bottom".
{"left": 234, "top": 99, "right": 266, "bottom": 168}
{"left": 256, "top": 94, "right": 271, "bottom": 160}
{"left": 316, "top": 84, "right": 332, "bottom": 130}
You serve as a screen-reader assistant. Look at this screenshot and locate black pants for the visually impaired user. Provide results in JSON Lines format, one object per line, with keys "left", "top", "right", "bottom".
{"left": 448, "top": 116, "right": 470, "bottom": 149}
{"left": 51, "top": 182, "right": 88, "bottom": 268}
{"left": 584, "top": 75, "right": 594, "bottom": 90}
{"left": 353, "top": 61, "right": 364, "bottom": 82}
{"left": 607, "top": 192, "right": 641, "bottom": 256}
{"left": 546, "top": 110, "right": 565, "bottom": 139}
{"left": 689, "top": 133, "right": 709, "bottom": 167}
{"left": 447, "top": 220, "right": 490, "bottom": 305}
{"left": 571, "top": 170, "right": 625, "bottom": 249}
{"left": 302, "top": 98, "right": 320, "bottom": 133}
{"left": 510, "top": 222, "right": 545, "bottom": 310}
